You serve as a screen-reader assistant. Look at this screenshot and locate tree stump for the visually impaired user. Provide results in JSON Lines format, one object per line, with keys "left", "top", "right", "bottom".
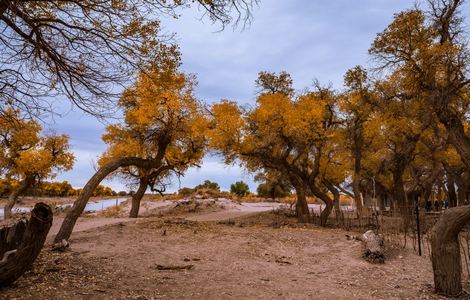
{"left": 431, "top": 205, "right": 470, "bottom": 297}
{"left": 347, "top": 230, "right": 385, "bottom": 263}
{"left": 0, "top": 202, "right": 53, "bottom": 286}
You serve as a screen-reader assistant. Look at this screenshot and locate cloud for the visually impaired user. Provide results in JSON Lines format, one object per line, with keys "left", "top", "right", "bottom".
{"left": 51, "top": 0, "right": 460, "bottom": 192}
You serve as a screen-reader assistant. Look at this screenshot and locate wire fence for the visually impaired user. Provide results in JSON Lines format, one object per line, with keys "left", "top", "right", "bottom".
{"left": 308, "top": 205, "right": 470, "bottom": 282}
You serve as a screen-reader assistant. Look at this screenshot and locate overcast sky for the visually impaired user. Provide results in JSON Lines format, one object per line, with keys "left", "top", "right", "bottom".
{"left": 50, "top": 0, "right": 467, "bottom": 193}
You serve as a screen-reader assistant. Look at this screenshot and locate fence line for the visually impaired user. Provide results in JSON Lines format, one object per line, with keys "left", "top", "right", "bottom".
{"left": 309, "top": 205, "right": 470, "bottom": 281}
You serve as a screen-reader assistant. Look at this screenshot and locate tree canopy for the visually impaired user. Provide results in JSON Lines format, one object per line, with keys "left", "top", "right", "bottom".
{"left": 0, "top": 108, "right": 74, "bottom": 217}
{"left": 0, "top": 0, "right": 257, "bottom": 117}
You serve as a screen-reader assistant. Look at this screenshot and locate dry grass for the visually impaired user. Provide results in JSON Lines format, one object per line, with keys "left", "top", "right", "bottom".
{"left": 96, "top": 205, "right": 123, "bottom": 217}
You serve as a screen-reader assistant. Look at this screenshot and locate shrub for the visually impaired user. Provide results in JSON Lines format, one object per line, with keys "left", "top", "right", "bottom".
{"left": 195, "top": 180, "right": 220, "bottom": 191}
{"left": 178, "top": 187, "right": 195, "bottom": 196}
{"left": 230, "top": 181, "right": 250, "bottom": 197}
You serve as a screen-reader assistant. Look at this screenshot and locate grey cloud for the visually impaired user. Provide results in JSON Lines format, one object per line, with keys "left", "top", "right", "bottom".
{"left": 55, "top": 0, "right": 464, "bottom": 192}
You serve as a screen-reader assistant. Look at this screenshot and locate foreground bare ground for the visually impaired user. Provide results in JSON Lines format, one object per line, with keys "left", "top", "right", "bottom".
{"left": 0, "top": 209, "right": 450, "bottom": 300}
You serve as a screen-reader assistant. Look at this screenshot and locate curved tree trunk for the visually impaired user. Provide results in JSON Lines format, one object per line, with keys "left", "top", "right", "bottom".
{"left": 310, "top": 184, "right": 333, "bottom": 227}
{"left": 3, "top": 175, "right": 35, "bottom": 219}
{"left": 320, "top": 198, "right": 334, "bottom": 227}
{"left": 438, "top": 108, "right": 470, "bottom": 172}
{"left": 430, "top": 205, "right": 470, "bottom": 296}
{"left": 129, "top": 177, "right": 149, "bottom": 218}
{"left": 0, "top": 202, "right": 53, "bottom": 286}
{"left": 54, "top": 157, "right": 161, "bottom": 243}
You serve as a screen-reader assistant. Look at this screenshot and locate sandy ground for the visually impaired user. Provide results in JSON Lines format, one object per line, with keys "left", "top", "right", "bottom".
{"left": 0, "top": 199, "right": 451, "bottom": 300}
{"left": 46, "top": 199, "right": 283, "bottom": 241}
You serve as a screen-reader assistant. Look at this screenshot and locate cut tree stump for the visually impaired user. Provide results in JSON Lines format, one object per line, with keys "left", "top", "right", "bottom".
{"left": 0, "top": 202, "right": 53, "bottom": 286}
{"left": 346, "top": 230, "right": 385, "bottom": 263}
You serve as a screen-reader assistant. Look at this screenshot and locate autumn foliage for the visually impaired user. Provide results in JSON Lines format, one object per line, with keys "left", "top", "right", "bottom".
{"left": 0, "top": 109, "right": 74, "bottom": 218}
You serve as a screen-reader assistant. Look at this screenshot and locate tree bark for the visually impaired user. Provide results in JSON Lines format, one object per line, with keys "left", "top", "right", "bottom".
{"left": 129, "top": 177, "right": 149, "bottom": 218}
{"left": 293, "top": 182, "right": 310, "bottom": 223}
{"left": 310, "top": 184, "right": 333, "bottom": 227}
{"left": 430, "top": 205, "right": 470, "bottom": 296}
{"left": 352, "top": 170, "right": 364, "bottom": 217}
{"left": 352, "top": 124, "right": 364, "bottom": 217}
{"left": 333, "top": 188, "right": 341, "bottom": 222}
{"left": 54, "top": 157, "right": 161, "bottom": 243}
{"left": 446, "top": 172, "right": 458, "bottom": 208}
{"left": 438, "top": 106, "right": 470, "bottom": 172}
{"left": 392, "top": 167, "right": 411, "bottom": 231}
{"left": 324, "top": 181, "right": 341, "bottom": 223}
{"left": 3, "top": 175, "right": 35, "bottom": 219}
{"left": 0, "top": 202, "right": 53, "bottom": 286}
{"left": 455, "top": 174, "right": 468, "bottom": 206}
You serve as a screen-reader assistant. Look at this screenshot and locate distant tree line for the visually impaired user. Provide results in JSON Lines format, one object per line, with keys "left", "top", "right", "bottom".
{"left": 0, "top": 179, "right": 123, "bottom": 198}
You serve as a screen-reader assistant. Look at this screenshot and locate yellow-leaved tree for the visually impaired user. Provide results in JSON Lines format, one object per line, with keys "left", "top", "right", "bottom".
{"left": 209, "top": 72, "right": 346, "bottom": 225}
{"left": 338, "top": 65, "right": 376, "bottom": 216}
{"left": 369, "top": 2, "right": 470, "bottom": 294}
{"left": 0, "top": 109, "right": 74, "bottom": 218}
{"left": 55, "top": 53, "right": 208, "bottom": 242}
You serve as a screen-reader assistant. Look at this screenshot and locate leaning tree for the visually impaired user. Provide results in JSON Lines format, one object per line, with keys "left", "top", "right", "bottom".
{"left": 54, "top": 54, "right": 208, "bottom": 242}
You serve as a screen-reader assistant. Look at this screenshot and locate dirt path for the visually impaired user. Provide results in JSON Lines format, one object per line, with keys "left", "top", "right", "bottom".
{"left": 47, "top": 217, "right": 137, "bottom": 242}
{"left": 47, "top": 200, "right": 278, "bottom": 241}
{"left": 1, "top": 212, "right": 444, "bottom": 300}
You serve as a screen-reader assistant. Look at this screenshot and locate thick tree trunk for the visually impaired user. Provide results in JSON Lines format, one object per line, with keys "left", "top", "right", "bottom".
{"left": 310, "top": 184, "right": 333, "bottom": 227}
{"left": 0, "top": 203, "right": 53, "bottom": 286}
{"left": 293, "top": 183, "right": 310, "bottom": 223}
{"left": 54, "top": 157, "right": 161, "bottom": 243}
{"left": 438, "top": 107, "right": 470, "bottom": 172}
{"left": 320, "top": 197, "right": 334, "bottom": 226}
{"left": 324, "top": 181, "right": 341, "bottom": 223}
{"left": 129, "top": 177, "right": 149, "bottom": 218}
{"left": 446, "top": 172, "right": 458, "bottom": 208}
{"left": 3, "top": 175, "right": 35, "bottom": 219}
{"left": 455, "top": 175, "right": 468, "bottom": 206}
{"left": 392, "top": 169, "right": 411, "bottom": 231}
{"left": 333, "top": 189, "right": 341, "bottom": 222}
{"left": 352, "top": 171, "right": 364, "bottom": 217}
{"left": 430, "top": 205, "right": 470, "bottom": 296}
